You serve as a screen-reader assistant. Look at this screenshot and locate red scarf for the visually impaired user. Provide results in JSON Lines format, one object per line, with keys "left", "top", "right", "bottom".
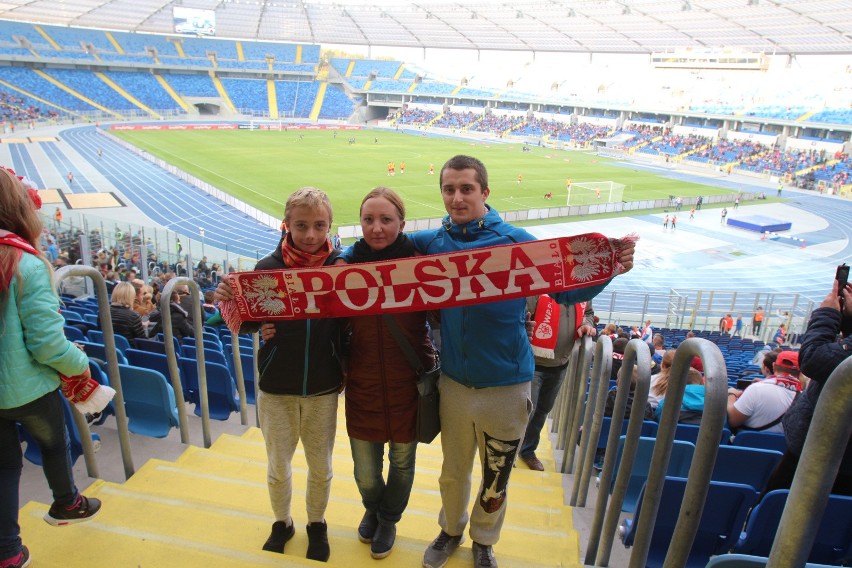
{"left": 531, "top": 295, "right": 585, "bottom": 359}
{"left": 764, "top": 374, "right": 802, "bottom": 393}
{"left": 0, "top": 230, "right": 39, "bottom": 291}
{"left": 220, "top": 232, "right": 632, "bottom": 334}
{"left": 280, "top": 232, "right": 332, "bottom": 268}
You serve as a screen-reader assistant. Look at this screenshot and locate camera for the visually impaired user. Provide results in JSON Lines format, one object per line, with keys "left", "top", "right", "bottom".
{"left": 837, "top": 263, "right": 849, "bottom": 304}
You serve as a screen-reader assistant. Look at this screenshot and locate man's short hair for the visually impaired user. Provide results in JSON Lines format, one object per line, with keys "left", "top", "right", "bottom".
{"left": 440, "top": 155, "right": 488, "bottom": 190}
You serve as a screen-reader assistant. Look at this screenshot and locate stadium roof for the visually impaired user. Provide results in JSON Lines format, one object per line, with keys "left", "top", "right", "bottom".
{"left": 1, "top": 0, "right": 851, "bottom": 55}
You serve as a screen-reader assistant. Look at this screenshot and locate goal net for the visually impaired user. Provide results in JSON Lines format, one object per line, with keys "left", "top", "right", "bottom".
{"left": 567, "top": 181, "right": 625, "bottom": 206}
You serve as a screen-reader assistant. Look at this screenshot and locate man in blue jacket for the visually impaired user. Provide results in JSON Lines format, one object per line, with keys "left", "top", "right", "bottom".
{"left": 415, "top": 155, "right": 634, "bottom": 568}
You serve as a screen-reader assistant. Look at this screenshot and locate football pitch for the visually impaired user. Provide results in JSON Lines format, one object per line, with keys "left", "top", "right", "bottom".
{"left": 112, "top": 128, "right": 734, "bottom": 227}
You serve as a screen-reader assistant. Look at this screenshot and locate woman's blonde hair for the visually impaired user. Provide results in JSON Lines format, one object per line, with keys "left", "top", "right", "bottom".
{"left": 110, "top": 281, "right": 136, "bottom": 308}
{"left": 651, "top": 349, "right": 677, "bottom": 397}
{"left": 360, "top": 186, "right": 406, "bottom": 220}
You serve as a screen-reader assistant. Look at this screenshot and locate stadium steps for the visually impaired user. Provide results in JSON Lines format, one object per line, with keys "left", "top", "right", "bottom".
{"left": 296, "top": 45, "right": 303, "bottom": 64}
{"left": 155, "top": 75, "right": 192, "bottom": 113}
{"left": 267, "top": 79, "right": 278, "bottom": 119}
{"left": 33, "top": 70, "right": 124, "bottom": 120}
{"left": 212, "top": 75, "right": 237, "bottom": 113}
{"left": 104, "top": 32, "right": 124, "bottom": 55}
{"left": 19, "top": 420, "right": 579, "bottom": 567}
{"left": 236, "top": 41, "right": 245, "bottom": 62}
{"left": 393, "top": 65, "right": 405, "bottom": 80}
{"left": 172, "top": 38, "right": 187, "bottom": 59}
{"left": 34, "top": 26, "right": 62, "bottom": 51}
{"left": 95, "top": 71, "right": 160, "bottom": 119}
{"left": 310, "top": 83, "right": 328, "bottom": 121}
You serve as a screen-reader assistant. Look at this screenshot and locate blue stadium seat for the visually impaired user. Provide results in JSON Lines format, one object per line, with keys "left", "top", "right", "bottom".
{"left": 608, "top": 436, "right": 695, "bottom": 513}
{"left": 76, "top": 341, "right": 127, "bottom": 365}
{"left": 125, "top": 348, "right": 189, "bottom": 404}
{"left": 710, "top": 446, "right": 783, "bottom": 496}
{"left": 86, "top": 330, "right": 131, "bottom": 355}
{"left": 705, "top": 554, "right": 839, "bottom": 568}
{"left": 731, "top": 431, "right": 788, "bottom": 453}
{"left": 63, "top": 325, "right": 85, "bottom": 342}
{"left": 674, "top": 423, "right": 732, "bottom": 445}
{"left": 180, "top": 358, "right": 239, "bottom": 420}
{"left": 118, "top": 364, "right": 180, "bottom": 438}
{"left": 620, "top": 476, "right": 755, "bottom": 568}
{"left": 734, "top": 490, "right": 852, "bottom": 565}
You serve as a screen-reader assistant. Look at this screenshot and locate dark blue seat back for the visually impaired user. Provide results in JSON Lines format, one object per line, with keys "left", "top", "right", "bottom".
{"left": 621, "top": 476, "right": 755, "bottom": 568}
{"left": 87, "top": 330, "right": 131, "bottom": 355}
{"left": 118, "top": 364, "right": 179, "bottom": 438}
{"left": 711, "top": 446, "right": 783, "bottom": 496}
{"left": 180, "top": 358, "right": 238, "bottom": 419}
{"left": 611, "top": 436, "right": 695, "bottom": 513}
{"left": 77, "top": 341, "right": 127, "bottom": 365}
{"left": 598, "top": 417, "right": 658, "bottom": 449}
{"left": 675, "top": 423, "right": 732, "bottom": 445}
{"left": 732, "top": 431, "right": 788, "bottom": 453}
{"left": 734, "top": 490, "right": 852, "bottom": 565}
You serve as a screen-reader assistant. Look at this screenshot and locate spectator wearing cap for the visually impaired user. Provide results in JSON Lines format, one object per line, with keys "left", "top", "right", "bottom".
{"left": 727, "top": 351, "right": 801, "bottom": 434}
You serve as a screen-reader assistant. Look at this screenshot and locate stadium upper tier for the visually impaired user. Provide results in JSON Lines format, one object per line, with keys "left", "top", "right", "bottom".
{"left": 0, "top": 0, "right": 850, "bottom": 54}
{"left": 0, "top": 20, "right": 850, "bottom": 131}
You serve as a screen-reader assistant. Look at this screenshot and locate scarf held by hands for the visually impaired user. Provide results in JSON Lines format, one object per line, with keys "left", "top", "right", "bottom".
{"left": 220, "top": 232, "right": 634, "bottom": 334}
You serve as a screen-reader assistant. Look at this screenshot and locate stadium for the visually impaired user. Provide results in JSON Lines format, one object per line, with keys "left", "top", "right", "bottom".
{"left": 2, "top": 0, "right": 851, "bottom": 567}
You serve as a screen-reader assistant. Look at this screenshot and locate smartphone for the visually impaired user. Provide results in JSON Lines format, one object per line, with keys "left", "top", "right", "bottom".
{"left": 837, "top": 263, "right": 849, "bottom": 303}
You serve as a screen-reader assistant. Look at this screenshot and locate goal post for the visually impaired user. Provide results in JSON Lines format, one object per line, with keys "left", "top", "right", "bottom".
{"left": 567, "top": 181, "right": 625, "bottom": 206}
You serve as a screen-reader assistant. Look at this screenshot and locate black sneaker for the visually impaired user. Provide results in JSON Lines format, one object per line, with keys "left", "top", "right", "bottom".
{"left": 0, "top": 546, "right": 30, "bottom": 568}
{"left": 422, "top": 530, "right": 464, "bottom": 568}
{"left": 358, "top": 510, "right": 378, "bottom": 543}
{"left": 262, "top": 520, "right": 294, "bottom": 553}
{"left": 306, "top": 521, "right": 330, "bottom": 562}
{"left": 472, "top": 541, "right": 497, "bottom": 568}
{"left": 44, "top": 495, "right": 101, "bottom": 526}
{"left": 370, "top": 522, "right": 396, "bottom": 559}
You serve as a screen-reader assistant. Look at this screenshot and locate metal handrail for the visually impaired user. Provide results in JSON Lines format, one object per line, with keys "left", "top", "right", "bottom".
{"left": 54, "top": 265, "right": 135, "bottom": 479}
{"left": 553, "top": 341, "right": 581, "bottom": 451}
{"left": 628, "top": 337, "right": 728, "bottom": 568}
{"left": 561, "top": 337, "right": 595, "bottom": 474}
{"left": 767, "top": 356, "right": 852, "bottom": 568}
{"left": 160, "top": 278, "right": 212, "bottom": 447}
{"left": 588, "top": 338, "right": 652, "bottom": 566}
{"left": 571, "top": 335, "right": 613, "bottom": 507}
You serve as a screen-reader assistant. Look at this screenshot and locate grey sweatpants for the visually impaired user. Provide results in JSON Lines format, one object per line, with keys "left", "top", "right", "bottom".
{"left": 436, "top": 376, "right": 532, "bottom": 546}
{"left": 257, "top": 390, "right": 338, "bottom": 525}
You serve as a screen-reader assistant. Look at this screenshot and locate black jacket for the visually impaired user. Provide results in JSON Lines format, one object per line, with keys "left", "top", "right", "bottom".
{"left": 784, "top": 306, "right": 851, "bottom": 474}
{"left": 147, "top": 302, "right": 194, "bottom": 341}
{"left": 250, "top": 238, "right": 344, "bottom": 397}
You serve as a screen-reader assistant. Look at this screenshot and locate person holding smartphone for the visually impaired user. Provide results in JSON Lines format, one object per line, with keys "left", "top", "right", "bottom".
{"left": 770, "top": 273, "right": 852, "bottom": 496}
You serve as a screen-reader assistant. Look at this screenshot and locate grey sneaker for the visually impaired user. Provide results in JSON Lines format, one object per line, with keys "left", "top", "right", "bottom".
{"left": 472, "top": 542, "right": 497, "bottom": 568}
{"left": 422, "top": 531, "right": 464, "bottom": 568}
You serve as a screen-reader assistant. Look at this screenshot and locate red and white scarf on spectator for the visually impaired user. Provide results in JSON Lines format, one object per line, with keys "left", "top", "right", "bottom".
{"left": 0, "top": 230, "right": 38, "bottom": 291}
{"left": 764, "top": 374, "right": 802, "bottom": 393}
{"left": 530, "top": 296, "right": 586, "bottom": 359}
{"left": 220, "top": 232, "right": 635, "bottom": 334}
{"left": 0, "top": 230, "right": 115, "bottom": 414}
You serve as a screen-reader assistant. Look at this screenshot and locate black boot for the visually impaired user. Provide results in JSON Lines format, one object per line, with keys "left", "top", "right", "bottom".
{"left": 306, "top": 521, "right": 330, "bottom": 562}
{"left": 358, "top": 510, "right": 378, "bottom": 543}
{"left": 262, "top": 520, "right": 294, "bottom": 553}
{"left": 370, "top": 521, "right": 396, "bottom": 559}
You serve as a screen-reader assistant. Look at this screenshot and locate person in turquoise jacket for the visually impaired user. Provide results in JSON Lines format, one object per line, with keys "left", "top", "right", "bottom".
{"left": 0, "top": 167, "right": 101, "bottom": 568}
{"left": 417, "top": 155, "right": 634, "bottom": 568}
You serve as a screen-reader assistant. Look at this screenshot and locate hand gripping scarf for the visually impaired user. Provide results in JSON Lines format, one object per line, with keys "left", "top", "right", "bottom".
{"left": 220, "top": 232, "right": 634, "bottom": 334}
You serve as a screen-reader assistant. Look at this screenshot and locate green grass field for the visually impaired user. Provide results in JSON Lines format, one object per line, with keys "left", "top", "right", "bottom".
{"left": 113, "top": 128, "right": 734, "bottom": 227}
